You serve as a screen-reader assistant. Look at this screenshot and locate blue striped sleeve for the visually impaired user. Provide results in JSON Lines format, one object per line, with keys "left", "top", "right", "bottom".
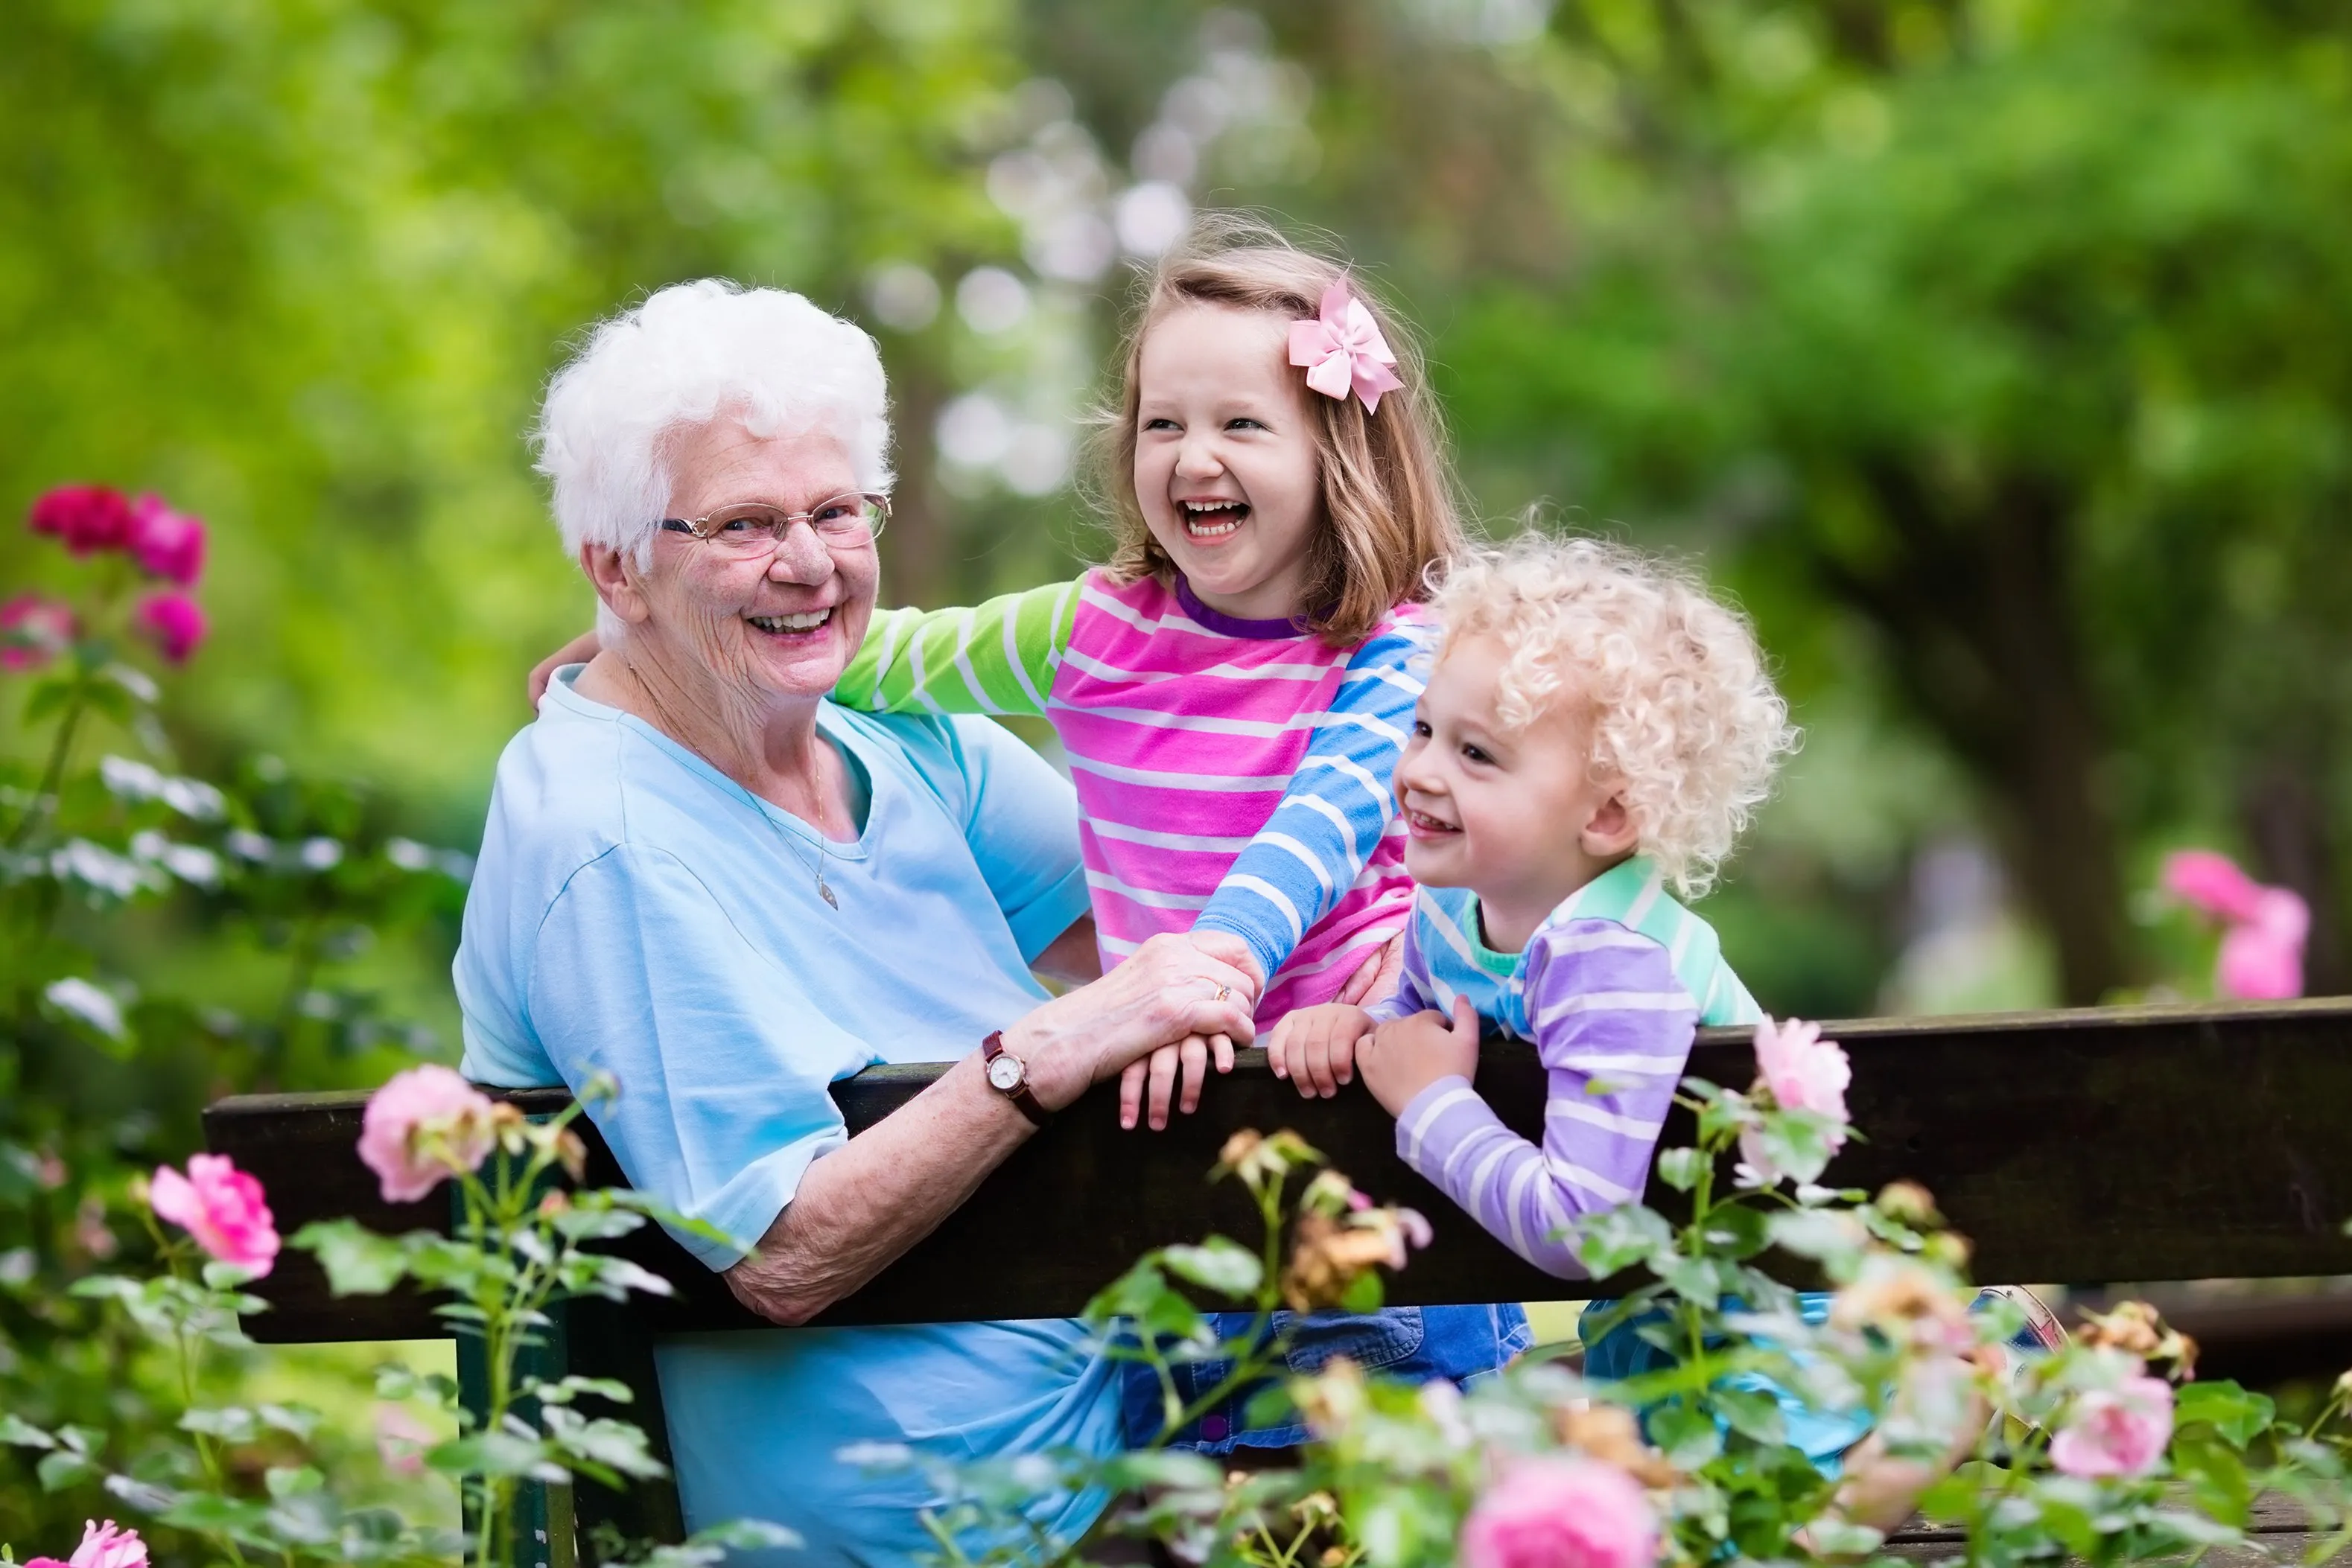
{"left": 1391, "top": 920, "right": 1697, "bottom": 1278}
{"left": 1191, "top": 620, "right": 1425, "bottom": 981}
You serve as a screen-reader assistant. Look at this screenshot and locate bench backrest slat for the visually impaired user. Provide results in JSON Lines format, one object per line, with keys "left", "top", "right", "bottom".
{"left": 204, "top": 1000, "right": 2352, "bottom": 1345}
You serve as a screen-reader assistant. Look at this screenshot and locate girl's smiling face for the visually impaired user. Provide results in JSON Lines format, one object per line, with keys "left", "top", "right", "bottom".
{"left": 1131, "top": 302, "right": 1325, "bottom": 622}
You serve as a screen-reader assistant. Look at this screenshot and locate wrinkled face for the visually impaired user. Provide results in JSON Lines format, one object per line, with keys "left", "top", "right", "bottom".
{"left": 1132, "top": 302, "right": 1325, "bottom": 622}
{"left": 632, "top": 418, "right": 878, "bottom": 704}
{"left": 1393, "top": 634, "right": 1630, "bottom": 920}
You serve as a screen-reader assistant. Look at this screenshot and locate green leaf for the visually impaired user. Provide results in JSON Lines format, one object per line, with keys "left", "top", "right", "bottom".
{"left": 1648, "top": 1399, "right": 1723, "bottom": 1469}
{"left": 427, "top": 1432, "right": 566, "bottom": 1484}
{"left": 1571, "top": 1205, "right": 1676, "bottom": 1277}
{"left": 2174, "top": 1380, "right": 2275, "bottom": 1448}
{"left": 36, "top": 1448, "right": 93, "bottom": 1491}
{"left": 526, "top": 1375, "right": 633, "bottom": 1406}
{"left": 542, "top": 1406, "right": 670, "bottom": 1481}
{"left": 1712, "top": 1386, "right": 1787, "bottom": 1447}
{"left": 181, "top": 1406, "right": 261, "bottom": 1443}
{"left": 264, "top": 1465, "right": 326, "bottom": 1499}
{"left": 0, "top": 1414, "right": 56, "bottom": 1449}
{"left": 2170, "top": 1430, "right": 2251, "bottom": 1527}
{"left": 1656, "top": 1147, "right": 1705, "bottom": 1191}
{"left": 290, "top": 1219, "right": 411, "bottom": 1295}
{"left": 1160, "top": 1237, "right": 1263, "bottom": 1300}
{"left": 1338, "top": 1268, "right": 1385, "bottom": 1313}
{"left": 1804, "top": 1519, "right": 1884, "bottom": 1556}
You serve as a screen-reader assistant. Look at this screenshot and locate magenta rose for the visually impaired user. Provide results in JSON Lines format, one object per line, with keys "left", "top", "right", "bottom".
{"left": 2050, "top": 1374, "right": 2174, "bottom": 1479}
{"left": 134, "top": 590, "right": 208, "bottom": 664}
{"left": 150, "top": 1153, "right": 280, "bottom": 1277}
{"left": 1460, "top": 1456, "right": 1659, "bottom": 1568}
{"left": 1, "top": 594, "right": 77, "bottom": 672}
{"left": 127, "top": 494, "right": 207, "bottom": 585}
{"left": 358, "top": 1064, "right": 501, "bottom": 1203}
{"left": 28, "top": 485, "right": 136, "bottom": 555}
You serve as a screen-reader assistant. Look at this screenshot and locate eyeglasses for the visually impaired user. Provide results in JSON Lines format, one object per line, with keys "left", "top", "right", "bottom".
{"left": 660, "top": 492, "right": 889, "bottom": 552}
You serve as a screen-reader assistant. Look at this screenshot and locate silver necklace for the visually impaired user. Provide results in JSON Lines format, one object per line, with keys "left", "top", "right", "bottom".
{"left": 744, "top": 780, "right": 839, "bottom": 908}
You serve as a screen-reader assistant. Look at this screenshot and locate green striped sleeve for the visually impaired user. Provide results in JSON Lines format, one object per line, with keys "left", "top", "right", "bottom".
{"left": 832, "top": 577, "right": 1078, "bottom": 718}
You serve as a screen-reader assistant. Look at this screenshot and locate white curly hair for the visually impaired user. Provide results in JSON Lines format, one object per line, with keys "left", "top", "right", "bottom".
{"left": 533, "top": 278, "right": 893, "bottom": 640}
{"left": 1428, "top": 533, "right": 1799, "bottom": 899}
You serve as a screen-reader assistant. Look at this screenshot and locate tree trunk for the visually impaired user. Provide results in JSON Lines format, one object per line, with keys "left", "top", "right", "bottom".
{"left": 2241, "top": 750, "right": 2349, "bottom": 998}
{"left": 1810, "top": 464, "right": 2132, "bottom": 1005}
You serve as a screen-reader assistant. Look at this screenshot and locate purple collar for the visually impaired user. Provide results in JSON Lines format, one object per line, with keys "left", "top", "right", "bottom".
{"left": 1173, "top": 575, "right": 1317, "bottom": 640}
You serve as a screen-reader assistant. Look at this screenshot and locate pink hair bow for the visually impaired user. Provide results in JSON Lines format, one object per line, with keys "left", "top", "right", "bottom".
{"left": 1288, "top": 278, "right": 1405, "bottom": 414}
{"left": 2159, "top": 849, "right": 2310, "bottom": 999}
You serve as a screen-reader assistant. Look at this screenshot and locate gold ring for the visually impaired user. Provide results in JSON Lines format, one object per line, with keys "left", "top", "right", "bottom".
{"left": 1214, "top": 984, "right": 1230, "bottom": 1002}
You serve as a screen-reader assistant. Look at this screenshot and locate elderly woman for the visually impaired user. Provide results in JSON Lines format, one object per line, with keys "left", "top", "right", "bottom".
{"left": 454, "top": 279, "right": 1258, "bottom": 1564}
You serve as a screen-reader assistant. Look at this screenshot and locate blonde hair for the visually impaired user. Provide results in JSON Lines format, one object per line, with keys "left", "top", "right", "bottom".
{"left": 1089, "top": 215, "right": 1467, "bottom": 645}
{"left": 1430, "top": 534, "right": 1799, "bottom": 898}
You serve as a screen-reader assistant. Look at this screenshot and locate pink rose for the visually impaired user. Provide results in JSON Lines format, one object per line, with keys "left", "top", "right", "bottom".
{"left": 149, "top": 1154, "right": 279, "bottom": 1277}
{"left": 127, "top": 494, "right": 207, "bottom": 585}
{"left": 1753, "top": 1016, "right": 1849, "bottom": 1123}
{"left": 134, "top": 590, "right": 208, "bottom": 664}
{"left": 2159, "top": 850, "right": 2265, "bottom": 924}
{"left": 2050, "top": 1374, "right": 2173, "bottom": 1479}
{"left": 1461, "top": 1457, "right": 1659, "bottom": 1568}
{"left": 2216, "top": 886, "right": 2307, "bottom": 1001}
{"left": 45, "top": 1518, "right": 149, "bottom": 1568}
{"left": 1, "top": 594, "right": 77, "bottom": 672}
{"left": 359, "top": 1064, "right": 500, "bottom": 1203}
{"left": 28, "top": 486, "right": 136, "bottom": 555}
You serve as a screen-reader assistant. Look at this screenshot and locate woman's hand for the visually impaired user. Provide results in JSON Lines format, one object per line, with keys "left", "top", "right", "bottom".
{"left": 1355, "top": 995, "right": 1480, "bottom": 1116}
{"left": 1265, "top": 1003, "right": 1376, "bottom": 1099}
{"left": 1006, "top": 931, "right": 1259, "bottom": 1113}
{"left": 527, "top": 628, "right": 603, "bottom": 707}
{"left": 1114, "top": 935, "right": 1264, "bottom": 1132}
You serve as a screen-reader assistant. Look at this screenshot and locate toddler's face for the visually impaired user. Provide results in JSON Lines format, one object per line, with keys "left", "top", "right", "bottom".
{"left": 1393, "top": 634, "right": 1635, "bottom": 925}
{"left": 1131, "top": 302, "right": 1323, "bottom": 622}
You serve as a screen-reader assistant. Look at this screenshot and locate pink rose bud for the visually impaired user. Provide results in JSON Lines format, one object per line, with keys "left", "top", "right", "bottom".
{"left": 2158, "top": 850, "right": 2265, "bottom": 924}
{"left": 2050, "top": 1374, "right": 2173, "bottom": 1479}
{"left": 375, "top": 1403, "right": 438, "bottom": 1477}
{"left": 148, "top": 1154, "right": 279, "bottom": 1278}
{"left": 358, "top": 1064, "right": 501, "bottom": 1204}
{"left": 134, "top": 590, "right": 208, "bottom": 665}
{"left": 28, "top": 485, "right": 136, "bottom": 556}
{"left": 127, "top": 494, "right": 207, "bottom": 586}
{"left": 1461, "top": 1457, "right": 1659, "bottom": 1568}
{"left": 1, "top": 594, "right": 77, "bottom": 672}
{"left": 68, "top": 1517, "right": 149, "bottom": 1568}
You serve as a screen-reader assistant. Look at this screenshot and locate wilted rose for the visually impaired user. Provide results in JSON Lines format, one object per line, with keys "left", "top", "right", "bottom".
{"left": 1280, "top": 1203, "right": 1429, "bottom": 1311}
{"left": 127, "top": 494, "right": 207, "bottom": 585}
{"left": 1460, "top": 1457, "right": 1659, "bottom": 1568}
{"left": 133, "top": 590, "right": 208, "bottom": 664}
{"left": 2078, "top": 1301, "right": 2196, "bottom": 1377}
{"left": 1551, "top": 1401, "right": 1681, "bottom": 1488}
{"left": 33, "top": 1517, "right": 150, "bottom": 1568}
{"left": 375, "top": 1403, "right": 438, "bottom": 1477}
{"left": 358, "top": 1064, "right": 501, "bottom": 1203}
{"left": 1828, "top": 1253, "right": 1972, "bottom": 1345}
{"left": 148, "top": 1154, "right": 279, "bottom": 1277}
{"left": 2050, "top": 1374, "right": 2173, "bottom": 1479}
{"left": 29, "top": 486, "right": 136, "bottom": 555}
{"left": 1, "top": 595, "right": 77, "bottom": 672}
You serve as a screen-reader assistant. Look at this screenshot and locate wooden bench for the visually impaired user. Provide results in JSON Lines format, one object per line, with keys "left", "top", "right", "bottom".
{"left": 205, "top": 998, "right": 2352, "bottom": 1564}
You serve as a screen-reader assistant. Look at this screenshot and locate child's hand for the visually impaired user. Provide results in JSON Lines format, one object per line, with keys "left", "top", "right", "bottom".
{"left": 1265, "top": 1004, "right": 1376, "bottom": 1099}
{"left": 1116, "top": 932, "right": 1261, "bottom": 1131}
{"left": 1356, "top": 995, "right": 1480, "bottom": 1117}
{"left": 529, "top": 628, "right": 603, "bottom": 708}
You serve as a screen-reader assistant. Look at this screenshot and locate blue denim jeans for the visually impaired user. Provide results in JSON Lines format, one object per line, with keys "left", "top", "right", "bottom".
{"left": 1122, "top": 1303, "right": 1533, "bottom": 1454}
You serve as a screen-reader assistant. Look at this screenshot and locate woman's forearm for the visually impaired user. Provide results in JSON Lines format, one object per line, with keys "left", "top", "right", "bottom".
{"left": 722, "top": 1051, "right": 1030, "bottom": 1324}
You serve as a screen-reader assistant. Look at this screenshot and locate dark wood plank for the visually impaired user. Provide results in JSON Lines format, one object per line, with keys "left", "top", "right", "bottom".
{"left": 205, "top": 999, "right": 2352, "bottom": 1344}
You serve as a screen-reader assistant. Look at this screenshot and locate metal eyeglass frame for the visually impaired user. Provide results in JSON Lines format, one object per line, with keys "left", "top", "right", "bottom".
{"left": 659, "top": 491, "right": 891, "bottom": 547}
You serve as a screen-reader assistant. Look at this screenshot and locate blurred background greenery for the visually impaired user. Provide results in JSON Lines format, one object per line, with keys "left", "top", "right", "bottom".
{"left": 4, "top": 0, "right": 2351, "bottom": 1552}
{"left": 11, "top": 0, "right": 2351, "bottom": 1030}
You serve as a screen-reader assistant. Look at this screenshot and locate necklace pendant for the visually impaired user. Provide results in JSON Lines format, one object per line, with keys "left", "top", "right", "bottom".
{"left": 819, "top": 879, "right": 839, "bottom": 910}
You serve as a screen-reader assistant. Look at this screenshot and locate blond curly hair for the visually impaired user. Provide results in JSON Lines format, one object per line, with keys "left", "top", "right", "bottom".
{"left": 1429, "top": 534, "right": 1799, "bottom": 898}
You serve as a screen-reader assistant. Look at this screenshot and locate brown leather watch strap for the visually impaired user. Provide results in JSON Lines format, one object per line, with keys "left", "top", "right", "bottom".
{"left": 981, "top": 1030, "right": 1052, "bottom": 1128}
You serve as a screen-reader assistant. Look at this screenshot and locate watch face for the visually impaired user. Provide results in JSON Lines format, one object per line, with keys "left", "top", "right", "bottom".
{"left": 987, "top": 1053, "right": 1025, "bottom": 1091}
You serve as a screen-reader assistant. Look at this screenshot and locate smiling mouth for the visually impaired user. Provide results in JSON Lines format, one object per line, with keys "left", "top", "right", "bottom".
{"left": 747, "top": 609, "right": 832, "bottom": 635}
{"left": 1404, "top": 808, "right": 1461, "bottom": 838}
{"left": 1179, "top": 500, "right": 1250, "bottom": 538}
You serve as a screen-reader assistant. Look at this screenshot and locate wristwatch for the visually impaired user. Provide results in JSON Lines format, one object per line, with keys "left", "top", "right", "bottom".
{"left": 981, "top": 1030, "right": 1052, "bottom": 1127}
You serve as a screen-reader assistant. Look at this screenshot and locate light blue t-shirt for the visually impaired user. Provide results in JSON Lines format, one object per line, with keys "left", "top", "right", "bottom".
{"left": 455, "top": 669, "right": 1116, "bottom": 1565}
